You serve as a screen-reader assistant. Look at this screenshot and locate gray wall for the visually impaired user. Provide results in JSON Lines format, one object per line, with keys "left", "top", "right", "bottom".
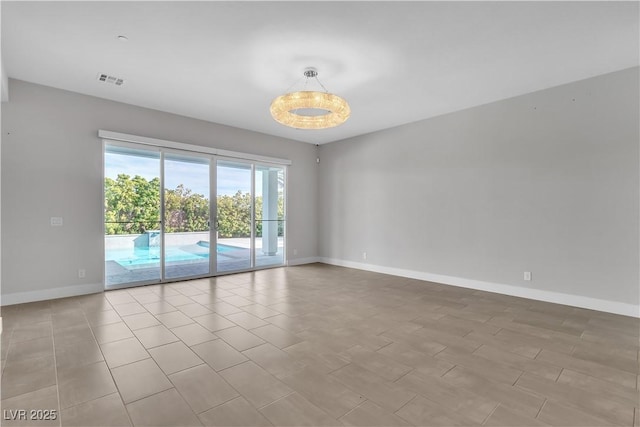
{"left": 1, "top": 79, "right": 318, "bottom": 299}
{"left": 319, "top": 67, "right": 639, "bottom": 305}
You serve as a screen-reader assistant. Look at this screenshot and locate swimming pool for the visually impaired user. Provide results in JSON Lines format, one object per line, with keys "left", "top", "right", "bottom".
{"left": 106, "top": 242, "right": 239, "bottom": 267}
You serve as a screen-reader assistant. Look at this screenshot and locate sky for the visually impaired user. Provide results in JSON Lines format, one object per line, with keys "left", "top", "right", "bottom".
{"left": 105, "top": 152, "right": 261, "bottom": 196}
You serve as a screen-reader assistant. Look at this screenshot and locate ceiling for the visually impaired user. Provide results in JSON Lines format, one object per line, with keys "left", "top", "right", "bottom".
{"left": 2, "top": 2, "right": 638, "bottom": 145}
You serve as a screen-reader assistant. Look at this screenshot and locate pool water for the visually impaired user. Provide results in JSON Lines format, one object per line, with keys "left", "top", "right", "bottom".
{"left": 106, "top": 242, "right": 238, "bottom": 267}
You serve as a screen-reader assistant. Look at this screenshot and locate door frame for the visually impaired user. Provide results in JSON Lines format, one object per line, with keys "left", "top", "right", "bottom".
{"left": 103, "top": 139, "right": 288, "bottom": 290}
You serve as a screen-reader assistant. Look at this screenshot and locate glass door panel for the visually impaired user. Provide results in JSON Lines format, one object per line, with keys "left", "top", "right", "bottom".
{"left": 164, "top": 153, "right": 211, "bottom": 280}
{"left": 255, "top": 165, "right": 285, "bottom": 268}
{"left": 105, "top": 141, "right": 288, "bottom": 289}
{"left": 104, "top": 144, "right": 161, "bottom": 287}
{"left": 216, "top": 160, "right": 252, "bottom": 272}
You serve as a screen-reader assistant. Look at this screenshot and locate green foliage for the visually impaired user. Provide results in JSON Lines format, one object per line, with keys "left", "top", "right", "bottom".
{"left": 105, "top": 175, "right": 284, "bottom": 237}
{"left": 216, "top": 191, "right": 252, "bottom": 238}
{"left": 104, "top": 174, "right": 160, "bottom": 234}
{"left": 165, "top": 184, "right": 209, "bottom": 232}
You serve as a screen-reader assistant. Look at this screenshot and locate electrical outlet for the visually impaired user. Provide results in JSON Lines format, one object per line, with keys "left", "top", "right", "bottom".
{"left": 78, "top": 269, "right": 86, "bottom": 279}
{"left": 362, "top": 252, "right": 367, "bottom": 260}
{"left": 524, "top": 271, "right": 532, "bottom": 281}
{"left": 50, "top": 217, "right": 63, "bottom": 226}
{"left": 293, "top": 248, "right": 298, "bottom": 255}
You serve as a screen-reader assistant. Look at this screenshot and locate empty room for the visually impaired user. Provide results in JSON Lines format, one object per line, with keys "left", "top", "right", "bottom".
{"left": 1, "top": 1, "right": 638, "bottom": 426}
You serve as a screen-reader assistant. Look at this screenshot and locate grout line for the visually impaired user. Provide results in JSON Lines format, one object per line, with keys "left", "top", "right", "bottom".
{"left": 324, "top": 362, "right": 350, "bottom": 376}
{"left": 161, "top": 360, "right": 207, "bottom": 377}
{"left": 121, "top": 385, "right": 176, "bottom": 406}
{"left": 106, "top": 355, "right": 152, "bottom": 371}
{"left": 432, "top": 344, "right": 448, "bottom": 357}
{"left": 375, "top": 340, "right": 394, "bottom": 353}
{"left": 480, "top": 402, "right": 500, "bottom": 425}
{"left": 471, "top": 343, "right": 485, "bottom": 355}
{"left": 392, "top": 394, "right": 418, "bottom": 418}
{"left": 533, "top": 347, "right": 542, "bottom": 360}
{"left": 440, "top": 363, "right": 457, "bottom": 378}
{"left": 82, "top": 299, "right": 136, "bottom": 427}
{"left": 216, "top": 358, "right": 252, "bottom": 375}
{"left": 534, "top": 398, "right": 547, "bottom": 419}
{"left": 338, "top": 398, "right": 368, "bottom": 420}
{"left": 194, "top": 393, "right": 238, "bottom": 415}
{"left": 49, "top": 322, "right": 62, "bottom": 427}
{"left": 164, "top": 364, "right": 235, "bottom": 418}
{"left": 1, "top": 326, "right": 16, "bottom": 377}
{"left": 256, "top": 390, "right": 296, "bottom": 410}
{"left": 512, "top": 370, "right": 524, "bottom": 386}
{"left": 393, "top": 368, "right": 414, "bottom": 384}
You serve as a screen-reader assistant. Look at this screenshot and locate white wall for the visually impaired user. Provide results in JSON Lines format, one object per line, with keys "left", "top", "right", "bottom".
{"left": 319, "top": 67, "right": 639, "bottom": 316}
{"left": 0, "top": 57, "right": 4, "bottom": 331}
{"left": 1, "top": 60, "right": 8, "bottom": 103}
{"left": 1, "top": 79, "right": 319, "bottom": 304}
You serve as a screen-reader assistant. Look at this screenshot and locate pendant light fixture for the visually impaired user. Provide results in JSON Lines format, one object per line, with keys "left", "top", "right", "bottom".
{"left": 270, "top": 68, "right": 350, "bottom": 130}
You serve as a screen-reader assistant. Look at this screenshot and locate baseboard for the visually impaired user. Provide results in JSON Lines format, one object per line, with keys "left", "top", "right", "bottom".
{"left": 287, "top": 257, "right": 321, "bottom": 266}
{"left": 319, "top": 257, "right": 639, "bottom": 318}
{"left": 1, "top": 283, "right": 104, "bottom": 306}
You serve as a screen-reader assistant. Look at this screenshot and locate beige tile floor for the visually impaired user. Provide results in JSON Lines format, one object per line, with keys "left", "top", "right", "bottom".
{"left": 1, "top": 263, "right": 638, "bottom": 426}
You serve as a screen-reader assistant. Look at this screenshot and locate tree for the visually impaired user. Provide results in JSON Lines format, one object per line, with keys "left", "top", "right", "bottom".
{"left": 165, "top": 184, "right": 209, "bottom": 232}
{"left": 104, "top": 174, "right": 160, "bottom": 234}
{"left": 105, "top": 175, "right": 285, "bottom": 237}
{"left": 216, "top": 191, "right": 252, "bottom": 238}
{"left": 105, "top": 175, "right": 210, "bottom": 235}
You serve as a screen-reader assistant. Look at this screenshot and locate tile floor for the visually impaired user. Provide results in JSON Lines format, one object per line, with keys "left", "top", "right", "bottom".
{"left": 1, "top": 263, "right": 638, "bottom": 426}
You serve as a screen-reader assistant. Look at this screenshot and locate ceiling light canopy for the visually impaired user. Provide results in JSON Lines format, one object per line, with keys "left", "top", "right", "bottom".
{"left": 270, "top": 69, "right": 350, "bottom": 130}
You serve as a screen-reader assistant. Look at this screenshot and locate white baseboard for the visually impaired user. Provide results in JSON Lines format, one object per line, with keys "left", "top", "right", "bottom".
{"left": 287, "top": 257, "right": 321, "bottom": 266}
{"left": 1, "top": 283, "right": 104, "bottom": 306}
{"left": 319, "top": 257, "right": 639, "bottom": 318}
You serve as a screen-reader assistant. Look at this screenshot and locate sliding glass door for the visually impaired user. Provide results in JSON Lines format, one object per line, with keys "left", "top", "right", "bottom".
{"left": 104, "top": 144, "right": 162, "bottom": 287}
{"left": 216, "top": 160, "right": 253, "bottom": 273}
{"left": 255, "top": 165, "right": 285, "bottom": 268}
{"left": 104, "top": 142, "right": 286, "bottom": 289}
{"left": 164, "top": 153, "right": 211, "bottom": 280}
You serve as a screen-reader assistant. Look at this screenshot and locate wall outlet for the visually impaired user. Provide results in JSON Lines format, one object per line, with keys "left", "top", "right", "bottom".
{"left": 362, "top": 252, "right": 367, "bottom": 260}
{"left": 50, "top": 217, "right": 63, "bottom": 226}
{"left": 293, "top": 248, "right": 298, "bottom": 256}
{"left": 78, "top": 269, "right": 86, "bottom": 279}
{"left": 524, "top": 271, "right": 532, "bottom": 281}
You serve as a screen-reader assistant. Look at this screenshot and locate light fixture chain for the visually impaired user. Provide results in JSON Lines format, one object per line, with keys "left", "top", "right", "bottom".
{"left": 314, "top": 76, "right": 329, "bottom": 93}
{"left": 283, "top": 76, "right": 304, "bottom": 94}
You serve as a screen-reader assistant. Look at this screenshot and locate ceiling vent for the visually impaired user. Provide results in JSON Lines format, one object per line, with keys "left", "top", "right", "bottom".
{"left": 97, "top": 73, "right": 125, "bottom": 86}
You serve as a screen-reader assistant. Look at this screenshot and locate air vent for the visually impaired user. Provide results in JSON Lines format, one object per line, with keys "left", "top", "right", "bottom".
{"left": 97, "top": 73, "right": 125, "bottom": 86}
